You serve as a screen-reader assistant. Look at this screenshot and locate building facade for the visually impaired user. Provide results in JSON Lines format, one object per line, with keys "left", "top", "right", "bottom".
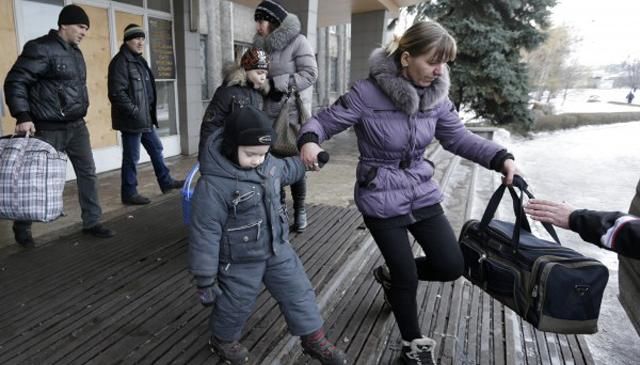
{"left": 0, "top": 0, "right": 415, "bottom": 177}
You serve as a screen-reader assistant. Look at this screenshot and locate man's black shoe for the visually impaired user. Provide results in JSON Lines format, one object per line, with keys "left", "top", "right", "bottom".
{"left": 161, "top": 179, "right": 185, "bottom": 194}
{"left": 122, "top": 194, "right": 151, "bottom": 205}
{"left": 12, "top": 224, "right": 36, "bottom": 248}
{"left": 82, "top": 224, "right": 116, "bottom": 238}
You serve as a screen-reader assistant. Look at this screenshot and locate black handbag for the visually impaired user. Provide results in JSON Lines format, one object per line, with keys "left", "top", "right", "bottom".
{"left": 459, "top": 175, "right": 609, "bottom": 334}
{"left": 271, "top": 89, "right": 310, "bottom": 157}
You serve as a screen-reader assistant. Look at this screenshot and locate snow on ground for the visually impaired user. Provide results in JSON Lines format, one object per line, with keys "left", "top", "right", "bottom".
{"left": 549, "top": 88, "right": 640, "bottom": 113}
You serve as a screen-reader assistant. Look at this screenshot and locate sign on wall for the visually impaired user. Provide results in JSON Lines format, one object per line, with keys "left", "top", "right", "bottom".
{"left": 148, "top": 18, "right": 175, "bottom": 79}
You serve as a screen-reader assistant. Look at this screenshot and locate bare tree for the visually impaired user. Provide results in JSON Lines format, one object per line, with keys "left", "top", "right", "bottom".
{"left": 622, "top": 59, "right": 640, "bottom": 90}
{"left": 523, "top": 26, "right": 575, "bottom": 101}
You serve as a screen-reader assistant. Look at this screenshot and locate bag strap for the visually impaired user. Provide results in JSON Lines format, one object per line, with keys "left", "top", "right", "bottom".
{"left": 479, "top": 175, "right": 560, "bottom": 251}
{"left": 181, "top": 162, "right": 200, "bottom": 198}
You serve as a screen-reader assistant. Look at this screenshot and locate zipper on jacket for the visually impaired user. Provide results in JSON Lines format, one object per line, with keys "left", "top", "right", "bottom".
{"left": 231, "top": 190, "right": 255, "bottom": 216}
{"left": 58, "top": 86, "right": 66, "bottom": 116}
{"left": 227, "top": 219, "right": 263, "bottom": 240}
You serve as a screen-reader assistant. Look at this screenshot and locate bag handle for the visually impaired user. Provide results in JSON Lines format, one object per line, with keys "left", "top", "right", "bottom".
{"left": 181, "top": 162, "right": 200, "bottom": 198}
{"left": 479, "top": 175, "right": 560, "bottom": 251}
{"left": 289, "top": 86, "right": 311, "bottom": 125}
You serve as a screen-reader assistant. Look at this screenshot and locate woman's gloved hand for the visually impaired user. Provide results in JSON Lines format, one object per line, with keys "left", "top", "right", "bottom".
{"left": 268, "top": 78, "right": 285, "bottom": 102}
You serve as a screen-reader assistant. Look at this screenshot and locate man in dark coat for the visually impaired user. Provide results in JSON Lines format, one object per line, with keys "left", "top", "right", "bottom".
{"left": 3, "top": 4, "right": 115, "bottom": 247}
{"left": 108, "top": 24, "right": 183, "bottom": 205}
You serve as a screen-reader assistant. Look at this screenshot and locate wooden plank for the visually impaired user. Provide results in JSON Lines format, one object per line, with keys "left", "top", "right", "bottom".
{"left": 522, "top": 320, "right": 540, "bottom": 365}
{"left": 0, "top": 206, "right": 186, "bottom": 327}
{"left": 0, "top": 240, "right": 185, "bottom": 361}
{"left": 479, "top": 291, "right": 493, "bottom": 365}
{"left": 454, "top": 280, "right": 473, "bottom": 364}
{"left": 431, "top": 281, "right": 453, "bottom": 363}
{"left": 556, "top": 333, "right": 575, "bottom": 364}
{"left": 566, "top": 335, "right": 586, "bottom": 365}
{"left": 492, "top": 298, "right": 505, "bottom": 365}
{"left": 466, "top": 286, "right": 482, "bottom": 364}
{"left": 535, "top": 329, "right": 552, "bottom": 365}
{"left": 341, "top": 276, "right": 384, "bottom": 360}
{"left": 65, "top": 277, "right": 194, "bottom": 364}
{"left": 440, "top": 279, "right": 464, "bottom": 365}
{"left": 0, "top": 206, "right": 184, "bottom": 300}
{"left": 575, "top": 335, "right": 595, "bottom": 364}
{"left": 504, "top": 305, "right": 518, "bottom": 365}
{"left": 545, "top": 332, "right": 563, "bottom": 365}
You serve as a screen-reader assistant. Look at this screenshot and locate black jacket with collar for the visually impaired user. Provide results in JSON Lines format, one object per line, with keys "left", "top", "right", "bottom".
{"left": 108, "top": 44, "right": 157, "bottom": 133}
{"left": 3, "top": 29, "right": 89, "bottom": 128}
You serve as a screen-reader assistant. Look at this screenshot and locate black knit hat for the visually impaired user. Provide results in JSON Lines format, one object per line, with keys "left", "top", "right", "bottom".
{"left": 58, "top": 4, "right": 90, "bottom": 29}
{"left": 254, "top": 0, "right": 287, "bottom": 27}
{"left": 241, "top": 47, "right": 269, "bottom": 71}
{"left": 124, "top": 24, "right": 145, "bottom": 42}
{"left": 221, "top": 106, "right": 274, "bottom": 164}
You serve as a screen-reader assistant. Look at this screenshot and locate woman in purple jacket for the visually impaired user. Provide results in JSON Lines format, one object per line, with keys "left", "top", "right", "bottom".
{"left": 298, "top": 21, "right": 518, "bottom": 364}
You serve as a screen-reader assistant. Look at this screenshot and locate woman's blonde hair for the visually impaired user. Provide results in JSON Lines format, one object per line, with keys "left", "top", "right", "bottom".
{"left": 385, "top": 21, "right": 457, "bottom": 64}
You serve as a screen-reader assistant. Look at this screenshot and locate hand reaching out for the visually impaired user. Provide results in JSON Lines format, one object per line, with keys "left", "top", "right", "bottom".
{"left": 524, "top": 199, "right": 575, "bottom": 229}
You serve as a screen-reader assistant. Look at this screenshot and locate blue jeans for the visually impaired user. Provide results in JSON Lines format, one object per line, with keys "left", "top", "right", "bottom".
{"left": 121, "top": 129, "right": 173, "bottom": 199}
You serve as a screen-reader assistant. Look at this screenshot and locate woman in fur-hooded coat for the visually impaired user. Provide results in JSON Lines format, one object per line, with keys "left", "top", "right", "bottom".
{"left": 253, "top": 0, "right": 318, "bottom": 232}
{"left": 298, "top": 21, "right": 520, "bottom": 364}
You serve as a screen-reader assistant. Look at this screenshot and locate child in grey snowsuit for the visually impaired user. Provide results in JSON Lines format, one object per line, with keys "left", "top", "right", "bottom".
{"left": 188, "top": 105, "right": 346, "bottom": 365}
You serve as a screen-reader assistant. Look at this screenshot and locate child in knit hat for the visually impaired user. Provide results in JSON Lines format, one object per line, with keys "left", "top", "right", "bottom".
{"left": 199, "top": 47, "right": 271, "bottom": 158}
{"left": 190, "top": 105, "right": 347, "bottom": 365}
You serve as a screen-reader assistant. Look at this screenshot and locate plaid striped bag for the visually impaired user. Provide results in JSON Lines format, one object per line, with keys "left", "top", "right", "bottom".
{"left": 0, "top": 134, "right": 67, "bottom": 222}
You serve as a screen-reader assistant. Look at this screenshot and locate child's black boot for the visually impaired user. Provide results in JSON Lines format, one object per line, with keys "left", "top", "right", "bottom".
{"left": 301, "top": 328, "right": 347, "bottom": 364}
{"left": 209, "top": 336, "right": 249, "bottom": 364}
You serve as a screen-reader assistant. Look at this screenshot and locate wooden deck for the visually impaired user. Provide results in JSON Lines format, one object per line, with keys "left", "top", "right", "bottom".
{"left": 0, "top": 130, "right": 595, "bottom": 365}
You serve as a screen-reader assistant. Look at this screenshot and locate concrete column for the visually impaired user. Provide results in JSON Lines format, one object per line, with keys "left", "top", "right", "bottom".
{"left": 350, "top": 10, "right": 390, "bottom": 84}
{"left": 205, "top": 1, "right": 234, "bottom": 97}
{"left": 323, "top": 27, "right": 331, "bottom": 105}
{"left": 315, "top": 28, "right": 326, "bottom": 109}
{"left": 279, "top": 0, "right": 318, "bottom": 52}
{"left": 174, "top": 0, "right": 203, "bottom": 155}
{"left": 337, "top": 24, "right": 346, "bottom": 94}
{"left": 219, "top": 1, "right": 234, "bottom": 65}
{"left": 206, "top": 2, "right": 222, "bottom": 95}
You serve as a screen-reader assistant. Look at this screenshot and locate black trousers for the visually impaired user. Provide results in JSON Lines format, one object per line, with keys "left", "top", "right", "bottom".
{"left": 365, "top": 212, "right": 464, "bottom": 341}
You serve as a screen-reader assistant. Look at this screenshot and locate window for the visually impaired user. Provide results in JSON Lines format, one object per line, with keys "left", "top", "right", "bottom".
{"left": 330, "top": 57, "right": 338, "bottom": 92}
{"left": 18, "top": 0, "right": 64, "bottom": 49}
{"left": 329, "top": 25, "right": 337, "bottom": 34}
{"left": 156, "top": 81, "right": 177, "bottom": 137}
{"left": 148, "top": 0, "right": 171, "bottom": 13}
{"left": 115, "top": 0, "right": 143, "bottom": 7}
{"left": 148, "top": 17, "right": 178, "bottom": 136}
{"left": 200, "top": 35, "right": 208, "bottom": 100}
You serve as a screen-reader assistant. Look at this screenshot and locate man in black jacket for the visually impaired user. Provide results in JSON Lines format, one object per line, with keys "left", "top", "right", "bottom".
{"left": 3, "top": 5, "right": 115, "bottom": 246}
{"left": 108, "top": 24, "right": 183, "bottom": 205}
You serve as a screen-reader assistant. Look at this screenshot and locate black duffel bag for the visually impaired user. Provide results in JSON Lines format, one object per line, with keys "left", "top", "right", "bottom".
{"left": 459, "top": 175, "right": 609, "bottom": 334}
